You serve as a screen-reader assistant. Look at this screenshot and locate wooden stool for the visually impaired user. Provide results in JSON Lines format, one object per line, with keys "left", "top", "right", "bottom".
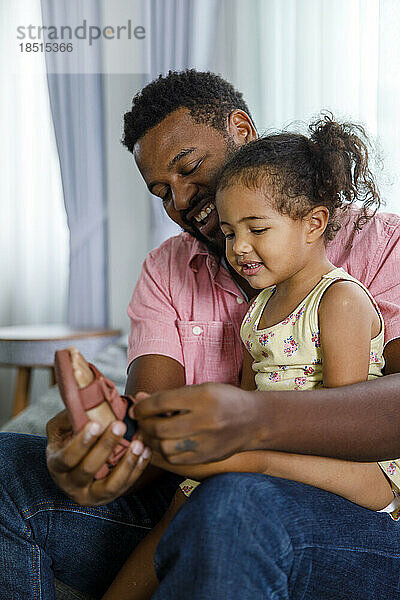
{"left": 0, "top": 325, "right": 121, "bottom": 416}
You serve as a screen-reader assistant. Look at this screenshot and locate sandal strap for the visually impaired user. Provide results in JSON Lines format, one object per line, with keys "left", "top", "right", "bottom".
{"left": 107, "top": 438, "right": 131, "bottom": 466}
{"left": 79, "top": 363, "right": 134, "bottom": 421}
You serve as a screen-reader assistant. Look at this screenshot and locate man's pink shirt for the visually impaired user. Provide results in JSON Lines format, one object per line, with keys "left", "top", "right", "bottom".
{"left": 128, "top": 210, "right": 400, "bottom": 386}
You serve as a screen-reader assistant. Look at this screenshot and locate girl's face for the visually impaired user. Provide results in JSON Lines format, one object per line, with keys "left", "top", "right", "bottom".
{"left": 216, "top": 183, "right": 311, "bottom": 289}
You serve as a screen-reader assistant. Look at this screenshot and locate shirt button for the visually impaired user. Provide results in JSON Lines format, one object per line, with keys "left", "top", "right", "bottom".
{"left": 192, "top": 326, "right": 203, "bottom": 335}
{"left": 236, "top": 297, "right": 244, "bottom": 304}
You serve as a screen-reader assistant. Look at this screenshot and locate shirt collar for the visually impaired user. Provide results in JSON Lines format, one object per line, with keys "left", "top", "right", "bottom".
{"left": 187, "top": 235, "right": 220, "bottom": 277}
{"left": 186, "top": 234, "right": 249, "bottom": 301}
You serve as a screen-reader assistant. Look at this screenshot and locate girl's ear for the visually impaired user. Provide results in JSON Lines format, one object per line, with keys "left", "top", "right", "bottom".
{"left": 227, "top": 110, "right": 257, "bottom": 146}
{"left": 305, "top": 206, "right": 329, "bottom": 242}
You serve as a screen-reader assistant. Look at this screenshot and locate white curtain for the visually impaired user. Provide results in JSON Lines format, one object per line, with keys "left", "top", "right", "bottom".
{"left": 377, "top": 1, "right": 400, "bottom": 213}
{"left": 211, "top": 0, "right": 400, "bottom": 213}
{"left": 0, "top": 0, "right": 68, "bottom": 419}
{"left": 41, "top": 0, "right": 109, "bottom": 329}
{"left": 147, "top": 0, "right": 219, "bottom": 249}
{"left": 0, "top": 0, "right": 68, "bottom": 326}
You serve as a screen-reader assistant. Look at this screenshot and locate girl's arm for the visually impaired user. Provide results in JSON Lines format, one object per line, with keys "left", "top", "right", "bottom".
{"left": 318, "top": 280, "right": 380, "bottom": 387}
{"left": 315, "top": 280, "right": 394, "bottom": 507}
{"left": 241, "top": 346, "right": 257, "bottom": 390}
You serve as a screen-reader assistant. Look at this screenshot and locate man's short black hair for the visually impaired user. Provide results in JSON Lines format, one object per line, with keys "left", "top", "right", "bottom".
{"left": 122, "top": 69, "right": 252, "bottom": 152}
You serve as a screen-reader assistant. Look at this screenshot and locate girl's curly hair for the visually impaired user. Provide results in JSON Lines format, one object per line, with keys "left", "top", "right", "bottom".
{"left": 217, "top": 113, "right": 381, "bottom": 240}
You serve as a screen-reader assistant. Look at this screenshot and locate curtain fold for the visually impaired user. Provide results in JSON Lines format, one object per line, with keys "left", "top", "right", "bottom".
{"left": 212, "top": 0, "right": 399, "bottom": 210}
{"left": 377, "top": 0, "right": 400, "bottom": 212}
{"left": 41, "top": 0, "right": 108, "bottom": 328}
{"left": 0, "top": 0, "right": 68, "bottom": 326}
{"left": 0, "top": 0, "right": 69, "bottom": 416}
{"left": 147, "top": 0, "right": 219, "bottom": 249}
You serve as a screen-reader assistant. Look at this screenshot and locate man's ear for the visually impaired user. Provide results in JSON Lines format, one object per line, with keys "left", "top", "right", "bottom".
{"left": 305, "top": 206, "right": 330, "bottom": 242}
{"left": 227, "top": 110, "right": 257, "bottom": 146}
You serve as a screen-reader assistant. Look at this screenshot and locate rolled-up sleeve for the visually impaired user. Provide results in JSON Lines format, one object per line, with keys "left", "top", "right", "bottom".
{"left": 127, "top": 250, "right": 184, "bottom": 369}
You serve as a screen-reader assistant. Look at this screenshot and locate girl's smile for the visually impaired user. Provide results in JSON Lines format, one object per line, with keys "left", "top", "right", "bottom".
{"left": 239, "top": 261, "right": 264, "bottom": 277}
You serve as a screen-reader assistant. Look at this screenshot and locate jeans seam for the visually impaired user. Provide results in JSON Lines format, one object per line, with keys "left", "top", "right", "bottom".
{"left": 33, "top": 544, "right": 41, "bottom": 600}
{"left": 19, "top": 513, "right": 41, "bottom": 599}
{"left": 296, "top": 543, "right": 400, "bottom": 559}
{"left": 21, "top": 499, "right": 152, "bottom": 524}
{"left": 21, "top": 500, "right": 128, "bottom": 518}
{"left": 24, "top": 507, "right": 152, "bottom": 530}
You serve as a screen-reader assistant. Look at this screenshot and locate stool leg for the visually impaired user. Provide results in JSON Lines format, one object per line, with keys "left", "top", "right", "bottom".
{"left": 13, "top": 366, "right": 31, "bottom": 416}
{"left": 50, "top": 366, "right": 56, "bottom": 386}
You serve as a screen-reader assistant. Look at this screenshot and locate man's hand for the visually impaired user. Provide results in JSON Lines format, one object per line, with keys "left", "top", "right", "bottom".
{"left": 46, "top": 410, "right": 151, "bottom": 506}
{"left": 134, "top": 383, "right": 258, "bottom": 464}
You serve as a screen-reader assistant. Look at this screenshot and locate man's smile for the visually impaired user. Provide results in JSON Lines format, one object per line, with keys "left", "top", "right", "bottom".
{"left": 184, "top": 197, "right": 220, "bottom": 238}
{"left": 192, "top": 202, "right": 215, "bottom": 223}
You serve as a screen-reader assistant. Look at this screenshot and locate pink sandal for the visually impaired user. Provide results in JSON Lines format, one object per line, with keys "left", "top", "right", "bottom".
{"left": 54, "top": 349, "right": 138, "bottom": 479}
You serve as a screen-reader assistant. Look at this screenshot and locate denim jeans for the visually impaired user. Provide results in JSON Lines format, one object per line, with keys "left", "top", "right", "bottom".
{"left": 2, "top": 434, "right": 400, "bottom": 600}
{"left": 154, "top": 472, "right": 400, "bottom": 599}
{"left": 0, "top": 433, "right": 181, "bottom": 600}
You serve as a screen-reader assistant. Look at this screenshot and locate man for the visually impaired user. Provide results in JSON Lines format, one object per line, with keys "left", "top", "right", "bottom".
{"left": 2, "top": 70, "right": 400, "bottom": 599}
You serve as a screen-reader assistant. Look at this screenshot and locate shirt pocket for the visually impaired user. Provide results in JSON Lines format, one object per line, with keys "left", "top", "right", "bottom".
{"left": 176, "top": 321, "right": 239, "bottom": 386}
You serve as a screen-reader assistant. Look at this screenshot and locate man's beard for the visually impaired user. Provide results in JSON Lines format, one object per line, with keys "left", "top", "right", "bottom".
{"left": 180, "top": 136, "right": 238, "bottom": 257}
{"left": 183, "top": 220, "right": 224, "bottom": 257}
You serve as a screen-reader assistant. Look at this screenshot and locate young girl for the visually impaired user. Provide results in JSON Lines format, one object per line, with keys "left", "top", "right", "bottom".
{"left": 213, "top": 114, "right": 399, "bottom": 517}
{"left": 161, "top": 116, "right": 398, "bottom": 519}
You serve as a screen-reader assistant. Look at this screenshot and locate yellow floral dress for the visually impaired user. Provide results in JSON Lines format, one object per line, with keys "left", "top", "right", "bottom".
{"left": 180, "top": 268, "right": 400, "bottom": 519}
{"left": 240, "top": 267, "right": 400, "bottom": 519}
{"left": 240, "top": 268, "right": 384, "bottom": 391}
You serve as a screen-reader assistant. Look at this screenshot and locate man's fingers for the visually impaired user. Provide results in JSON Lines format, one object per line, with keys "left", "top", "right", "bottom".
{"left": 46, "top": 409, "right": 72, "bottom": 443}
{"left": 47, "top": 420, "right": 104, "bottom": 474}
{"left": 49, "top": 424, "right": 152, "bottom": 506}
{"left": 134, "top": 391, "right": 150, "bottom": 402}
{"left": 138, "top": 432, "right": 164, "bottom": 455}
{"left": 86, "top": 441, "right": 152, "bottom": 505}
{"left": 158, "top": 437, "right": 216, "bottom": 464}
{"left": 138, "top": 411, "right": 198, "bottom": 440}
{"left": 46, "top": 408, "right": 70, "bottom": 431}
{"left": 134, "top": 389, "right": 191, "bottom": 419}
{"left": 71, "top": 421, "right": 128, "bottom": 484}
{"left": 140, "top": 431, "right": 201, "bottom": 462}
{"left": 159, "top": 437, "right": 200, "bottom": 459}
{"left": 166, "top": 450, "right": 202, "bottom": 465}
